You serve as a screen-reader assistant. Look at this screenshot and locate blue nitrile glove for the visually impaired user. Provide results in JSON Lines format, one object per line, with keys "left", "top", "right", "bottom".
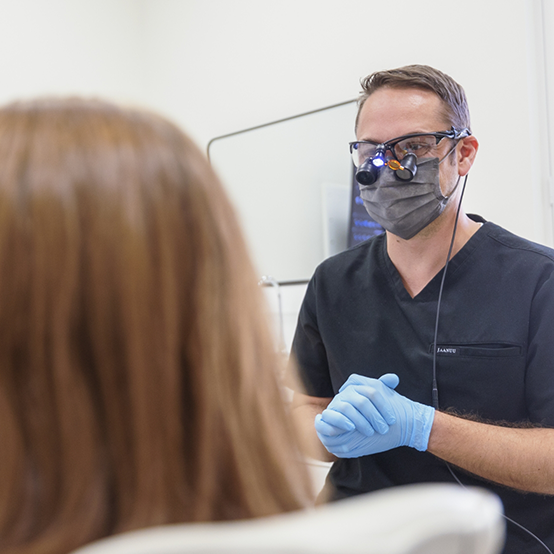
{"left": 314, "top": 373, "right": 435, "bottom": 458}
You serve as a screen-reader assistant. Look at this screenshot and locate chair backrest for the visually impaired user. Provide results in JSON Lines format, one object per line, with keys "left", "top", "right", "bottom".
{"left": 71, "top": 483, "right": 505, "bottom": 554}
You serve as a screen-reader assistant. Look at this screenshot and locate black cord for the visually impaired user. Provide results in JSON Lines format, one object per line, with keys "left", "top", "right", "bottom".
{"left": 431, "top": 174, "right": 467, "bottom": 410}
{"left": 446, "top": 462, "right": 553, "bottom": 554}
{"left": 431, "top": 174, "right": 553, "bottom": 554}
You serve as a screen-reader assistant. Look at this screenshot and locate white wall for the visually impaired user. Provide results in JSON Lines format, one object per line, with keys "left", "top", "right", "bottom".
{"left": 0, "top": 0, "right": 551, "bottom": 248}
{"left": 140, "top": 0, "right": 553, "bottom": 251}
{"left": 0, "top": 0, "right": 552, "bottom": 345}
{"left": 0, "top": 0, "right": 145, "bottom": 104}
{"left": 531, "top": 0, "right": 554, "bottom": 240}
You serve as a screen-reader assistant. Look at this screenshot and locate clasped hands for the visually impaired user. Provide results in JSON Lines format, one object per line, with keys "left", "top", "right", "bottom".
{"left": 314, "top": 373, "right": 435, "bottom": 458}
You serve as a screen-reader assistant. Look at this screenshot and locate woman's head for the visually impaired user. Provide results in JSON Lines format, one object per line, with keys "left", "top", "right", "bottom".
{"left": 0, "top": 98, "right": 312, "bottom": 553}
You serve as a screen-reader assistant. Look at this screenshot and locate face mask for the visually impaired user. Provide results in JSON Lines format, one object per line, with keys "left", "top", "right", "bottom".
{"left": 358, "top": 157, "right": 451, "bottom": 240}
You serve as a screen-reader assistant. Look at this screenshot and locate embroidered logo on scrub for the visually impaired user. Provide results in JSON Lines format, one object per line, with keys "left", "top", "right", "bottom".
{"left": 429, "top": 343, "right": 522, "bottom": 358}
{"left": 436, "top": 347, "right": 457, "bottom": 355}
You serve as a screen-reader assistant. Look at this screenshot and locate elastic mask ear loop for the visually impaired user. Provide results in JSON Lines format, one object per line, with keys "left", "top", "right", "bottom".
{"left": 444, "top": 175, "right": 462, "bottom": 200}
{"left": 438, "top": 139, "right": 460, "bottom": 165}
{"left": 436, "top": 140, "right": 463, "bottom": 200}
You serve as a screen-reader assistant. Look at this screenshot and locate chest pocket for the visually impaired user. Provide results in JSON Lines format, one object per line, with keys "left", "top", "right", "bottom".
{"left": 429, "top": 343, "right": 522, "bottom": 358}
{"left": 428, "top": 342, "right": 526, "bottom": 421}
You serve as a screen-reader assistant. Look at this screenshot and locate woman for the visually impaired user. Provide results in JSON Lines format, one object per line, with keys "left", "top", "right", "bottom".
{"left": 0, "top": 98, "right": 313, "bottom": 553}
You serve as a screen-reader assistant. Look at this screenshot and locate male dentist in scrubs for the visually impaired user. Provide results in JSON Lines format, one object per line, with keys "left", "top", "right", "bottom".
{"left": 290, "top": 64, "right": 554, "bottom": 554}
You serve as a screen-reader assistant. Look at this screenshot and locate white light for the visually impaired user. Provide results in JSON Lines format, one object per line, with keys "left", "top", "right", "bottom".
{"left": 372, "top": 157, "right": 385, "bottom": 168}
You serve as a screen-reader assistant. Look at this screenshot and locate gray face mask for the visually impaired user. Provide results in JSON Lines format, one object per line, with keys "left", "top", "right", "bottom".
{"left": 358, "top": 157, "right": 450, "bottom": 240}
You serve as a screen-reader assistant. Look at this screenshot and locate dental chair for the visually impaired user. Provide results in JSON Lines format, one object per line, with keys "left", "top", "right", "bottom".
{"left": 71, "top": 483, "right": 505, "bottom": 554}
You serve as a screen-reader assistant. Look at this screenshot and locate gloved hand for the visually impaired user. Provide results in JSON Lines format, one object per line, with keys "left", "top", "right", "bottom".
{"left": 314, "top": 373, "right": 435, "bottom": 458}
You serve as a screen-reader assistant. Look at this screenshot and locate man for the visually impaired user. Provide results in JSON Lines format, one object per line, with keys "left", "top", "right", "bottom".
{"left": 291, "top": 65, "right": 554, "bottom": 554}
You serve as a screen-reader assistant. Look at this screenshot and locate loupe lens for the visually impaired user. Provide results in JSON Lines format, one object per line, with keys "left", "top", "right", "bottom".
{"left": 395, "top": 153, "right": 417, "bottom": 181}
{"left": 356, "top": 158, "right": 380, "bottom": 185}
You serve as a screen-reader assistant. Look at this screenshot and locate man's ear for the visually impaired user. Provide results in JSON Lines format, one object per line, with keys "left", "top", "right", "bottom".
{"left": 457, "top": 135, "right": 479, "bottom": 176}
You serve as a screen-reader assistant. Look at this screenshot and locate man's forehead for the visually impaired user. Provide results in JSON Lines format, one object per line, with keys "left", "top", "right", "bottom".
{"left": 356, "top": 87, "right": 449, "bottom": 141}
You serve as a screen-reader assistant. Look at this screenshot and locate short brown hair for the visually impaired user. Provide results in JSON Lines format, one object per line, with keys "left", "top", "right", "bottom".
{"left": 0, "top": 98, "right": 313, "bottom": 553}
{"left": 356, "top": 64, "right": 471, "bottom": 132}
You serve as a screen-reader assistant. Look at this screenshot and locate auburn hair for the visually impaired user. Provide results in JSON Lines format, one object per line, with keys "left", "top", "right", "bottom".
{"left": 0, "top": 98, "right": 313, "bottom": 554}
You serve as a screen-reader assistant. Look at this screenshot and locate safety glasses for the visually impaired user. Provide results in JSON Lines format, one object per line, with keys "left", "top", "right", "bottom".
{"left": 349, "top": 128, "right": 470, "bottom": 168}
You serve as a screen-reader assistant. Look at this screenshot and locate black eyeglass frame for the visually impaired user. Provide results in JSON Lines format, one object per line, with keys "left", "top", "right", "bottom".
{"left": 349, "top": 127, "right": 471, "bottom": 167}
